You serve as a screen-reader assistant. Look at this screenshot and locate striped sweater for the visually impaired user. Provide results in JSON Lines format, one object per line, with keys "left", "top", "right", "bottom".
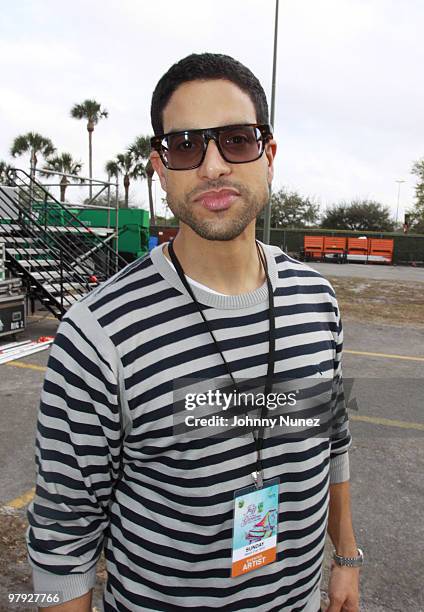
{"left": 26, "top": 242, "right": 351, "bottom": 611}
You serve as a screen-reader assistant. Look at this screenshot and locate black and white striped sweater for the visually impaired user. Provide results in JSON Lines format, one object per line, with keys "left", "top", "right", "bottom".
{"left": 27, "top": 243, "right": 351, "bottom": 611}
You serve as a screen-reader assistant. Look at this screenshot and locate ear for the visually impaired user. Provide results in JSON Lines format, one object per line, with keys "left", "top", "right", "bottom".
{"left": 265, "top": 139, "right": 277, "bottom": 184}
{"left": 150, "top": 151, "right": 167, "bottom": 191}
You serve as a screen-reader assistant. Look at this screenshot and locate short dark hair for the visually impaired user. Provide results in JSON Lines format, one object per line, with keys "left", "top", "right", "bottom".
{"left": 150, "top": 53, "right": 269, "bottom": 135}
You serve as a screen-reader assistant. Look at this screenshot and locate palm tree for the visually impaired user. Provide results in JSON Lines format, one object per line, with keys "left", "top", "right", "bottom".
{"left": 10, "top": 132, "right": 55, "bottom": 179}
{"left": 105, "top": 152, "right": 146, "bottom": 208}
{"left": 40, "top": 152, "right": 82, "bottom": 202}
{"left": 70, "top": 99, "right": 108, "bottom": 200}
{"left": 129, "top": 135, "right": 155, "bottom": 225}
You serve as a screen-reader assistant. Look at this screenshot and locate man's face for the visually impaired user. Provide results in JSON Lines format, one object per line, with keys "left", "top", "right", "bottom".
{"left": 150, "top": 79, "right": 277, "bottom": 241}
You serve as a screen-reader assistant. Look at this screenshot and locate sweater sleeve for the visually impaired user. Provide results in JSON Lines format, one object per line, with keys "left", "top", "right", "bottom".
{"left": 26, "top": 301, "right": 122, "bottom": 604}
{"left": 328, "top": 304, "right": 352, "bottom": 484}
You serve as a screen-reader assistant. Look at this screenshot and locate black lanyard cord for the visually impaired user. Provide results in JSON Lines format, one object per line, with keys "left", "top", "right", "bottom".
{"left": 167, "top": 239, "right": 276, "bottom": 484}
{"left": 167, "top": 240, "right": 238, "bottom": 389}
{"left": 254, "top": 243, "right": 276, "bottom": 470}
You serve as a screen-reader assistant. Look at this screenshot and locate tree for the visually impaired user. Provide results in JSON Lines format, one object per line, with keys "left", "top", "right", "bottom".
{"left": 407, "top": 158, "right": 424, "bottom": 232}
{"left": 129, "top": 135, "right": 155, "bottom": 225}
{"left": 411, "top": 158, "right": 424, "bottom": 208}
{"left": 105, "top": 152, "right": 145, "bottom": 208}
{"left": 0, "top": 161, "right": 15, "bottom": 185}
{"left": 10, "top": 132, "right": 55, "bottom": 179}
{"left": 40, "top": 152, "right": 82, "bottom": 202}
{"left": 321, "top": 199, "right": 394, "bottom": 232}
{"left": 269, "top": 188, "right": 320, "bottom": 228}
{"left": 70, "top": 99, "right": 108, "bottom": 200}
{"left": 85, "top": 193, "right": 132, "bottom": 209}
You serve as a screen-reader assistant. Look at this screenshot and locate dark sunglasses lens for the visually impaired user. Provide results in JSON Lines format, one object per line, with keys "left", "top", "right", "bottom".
{"left": 163, "top": 132, "right": 204, "bottom": 169}
{"left": 219, "top": 126, "right": 262, "bottom": 162}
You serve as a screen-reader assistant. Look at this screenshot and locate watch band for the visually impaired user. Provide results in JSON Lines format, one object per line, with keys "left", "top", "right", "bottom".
{"left": 333, "top": 547, "right": 364, "bottom": 567}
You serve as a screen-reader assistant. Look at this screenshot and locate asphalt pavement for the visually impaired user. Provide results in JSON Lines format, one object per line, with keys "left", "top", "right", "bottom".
{"left": 1, "top": 302, "right": 423, "bottom": 611}
{"left": 309, "top": 260, "right": 424, "bottom": 283}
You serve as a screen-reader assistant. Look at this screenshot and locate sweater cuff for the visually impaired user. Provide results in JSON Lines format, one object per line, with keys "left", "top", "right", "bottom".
{"left": 329, "top": 452, "right": 350, "bottom": 483}
{"left": 31, "top": 565, "right": 97, "bottom": 606}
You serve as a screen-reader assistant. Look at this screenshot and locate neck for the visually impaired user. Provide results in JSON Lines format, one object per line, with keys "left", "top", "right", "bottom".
{"left": 164, "top": 222, "right": 265, "bottom": 295}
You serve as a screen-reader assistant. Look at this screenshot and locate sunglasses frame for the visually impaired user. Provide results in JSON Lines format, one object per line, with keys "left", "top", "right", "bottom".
{"left": 150, "top": 123, "right": 273, "bottom": 171}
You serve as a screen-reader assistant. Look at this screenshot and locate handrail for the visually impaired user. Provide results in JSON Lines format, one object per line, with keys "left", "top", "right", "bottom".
{"left": 37, "top": 167, "right": 116, "bottom": 185}
{"left": 0, "top": 170, "right": 128, "bottom": 317}
{"left": 9, "top": 168, "right": 126, "bottom": 270}
{"left": 1, "top": 187, "right": 101, "bottom": 281}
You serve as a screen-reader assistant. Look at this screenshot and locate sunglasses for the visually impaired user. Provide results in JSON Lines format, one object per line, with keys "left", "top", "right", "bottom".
{"left": 150, "top": 123, "right": 273, "bottom": 171}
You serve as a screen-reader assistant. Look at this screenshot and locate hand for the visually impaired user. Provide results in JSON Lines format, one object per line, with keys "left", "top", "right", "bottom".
{"left": 325, "top": 561, "right": 360, "bottom": 612}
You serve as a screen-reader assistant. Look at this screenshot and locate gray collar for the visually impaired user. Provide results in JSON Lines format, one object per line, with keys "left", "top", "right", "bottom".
{"left": 150, "top": 240, "right": 280, "bottom": 310}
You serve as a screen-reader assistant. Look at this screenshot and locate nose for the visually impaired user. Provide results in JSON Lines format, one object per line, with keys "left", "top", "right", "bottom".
{"left": 197, "top": 138, "right": 231, "bottom": 180}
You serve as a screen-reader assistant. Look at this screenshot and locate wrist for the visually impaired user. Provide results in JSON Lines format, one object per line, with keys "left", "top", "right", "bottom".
{"left": 333, "top": 547, "right": 364, "bottom": 567}
{"left": 334, "top": 544, "right": 358, "bottom": 557}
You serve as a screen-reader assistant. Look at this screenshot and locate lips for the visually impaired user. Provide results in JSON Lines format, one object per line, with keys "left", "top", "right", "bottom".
{"left": 195, "top": 189, "right": 240, "bottom": 211}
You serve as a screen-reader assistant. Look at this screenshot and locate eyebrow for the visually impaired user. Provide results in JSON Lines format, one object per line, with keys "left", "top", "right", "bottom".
{"left": 162, "top": 123, "right": 256, "bottom": 135}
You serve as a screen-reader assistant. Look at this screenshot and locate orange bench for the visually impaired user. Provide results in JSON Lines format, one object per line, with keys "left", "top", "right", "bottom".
{"left": 347, "top": 237, "right": 369, "bottom": 256}
{"left": 322, "top": 237, "right": 347, "bottom": 262}
{"left": 303, "top": 236, "right": 324, "bottom": 260}
{"left": 368, "top": 239, "right": 394, "bottom": 264}
{"left": 323, "top": 236, "right": 346, "bottom": 254}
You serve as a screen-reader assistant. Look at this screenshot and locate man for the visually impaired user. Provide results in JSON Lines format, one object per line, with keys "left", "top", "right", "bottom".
{"left": 27, "top": 53, "right": 361, "bottom": 611}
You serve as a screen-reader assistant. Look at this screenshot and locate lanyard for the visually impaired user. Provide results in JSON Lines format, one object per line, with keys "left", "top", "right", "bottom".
{"left": 167, "top": 240, "right": 276, "bottom": 488}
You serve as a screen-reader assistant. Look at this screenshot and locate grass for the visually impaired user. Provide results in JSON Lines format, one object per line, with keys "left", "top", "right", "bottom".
{"left": 328, "top": 276, "right": 424, "bottom": 327}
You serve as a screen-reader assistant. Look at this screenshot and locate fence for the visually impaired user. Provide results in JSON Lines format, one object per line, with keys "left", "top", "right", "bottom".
{"left": 259, "top": 227, "right": 424, "bottom": 265}
{"left": 151, "top": 225, "right": 424, "bottom": 265}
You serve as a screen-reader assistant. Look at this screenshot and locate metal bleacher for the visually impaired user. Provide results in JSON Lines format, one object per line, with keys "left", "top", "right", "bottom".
{"left": 0, "top": 169, "right": 127, "bottom": 319}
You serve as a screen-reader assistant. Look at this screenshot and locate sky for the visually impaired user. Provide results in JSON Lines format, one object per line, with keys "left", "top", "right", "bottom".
{"left": 1, "top": 0, "right": 423, "bottom": 221}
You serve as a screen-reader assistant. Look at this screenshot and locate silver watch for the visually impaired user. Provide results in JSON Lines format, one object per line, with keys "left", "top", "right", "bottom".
{"left": 333, "top": 547, "right": 364, "bottom": 567}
